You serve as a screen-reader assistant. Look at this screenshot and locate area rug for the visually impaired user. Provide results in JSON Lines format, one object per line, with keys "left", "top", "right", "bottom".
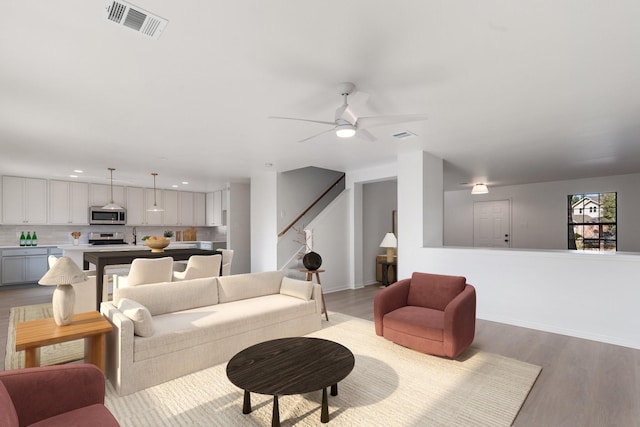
{"left": 5, "top": 303, "right": 84, "bottom": 369}
{"left": 105, "top": 313, "right": 541, "bottom": 426}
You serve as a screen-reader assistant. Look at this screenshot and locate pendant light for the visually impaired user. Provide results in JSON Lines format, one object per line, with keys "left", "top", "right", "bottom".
{"left": 147, "top": 172, "right": 164, "bottom": 212}
{"left": 102, "top": 167, "right": 124, "bottom": 210}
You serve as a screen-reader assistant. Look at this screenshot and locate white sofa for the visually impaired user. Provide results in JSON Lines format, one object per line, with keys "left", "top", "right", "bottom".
{"left": 100, "top": 270, "right": 323, "bottom": 396}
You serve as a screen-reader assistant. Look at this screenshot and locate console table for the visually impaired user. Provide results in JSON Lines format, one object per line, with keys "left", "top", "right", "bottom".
{"left": 84, "top": 248, "right": 215, "bottom": 310}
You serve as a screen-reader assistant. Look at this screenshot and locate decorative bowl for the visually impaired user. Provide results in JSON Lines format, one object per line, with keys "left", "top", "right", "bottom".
{"left": 145, "top": 238, "right": 170, "bottom": 252}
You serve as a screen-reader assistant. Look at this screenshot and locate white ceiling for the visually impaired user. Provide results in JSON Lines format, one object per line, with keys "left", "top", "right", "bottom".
{"left": 2, "top": 1, "right": 640, "bottom": 192}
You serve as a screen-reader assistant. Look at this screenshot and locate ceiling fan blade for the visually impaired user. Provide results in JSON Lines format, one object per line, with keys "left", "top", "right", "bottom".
{"left": 268, "top": 116, "right": 336, "bottom": 126}
{"left": 357, "top": 114, "right": 428, "bottom": 129}
{"left": 298, "top": 127, "right": 336, "bottom": 143}
{"left": 356, "top": 128, "right": 377, "bottom": 142}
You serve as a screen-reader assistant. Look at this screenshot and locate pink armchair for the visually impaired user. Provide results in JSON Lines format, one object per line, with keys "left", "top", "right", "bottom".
{"left": 374, "top": 272, "right": 476, "bottom": 359}
{"left": 0, "top": 364, "right": 119, "bottom": 427}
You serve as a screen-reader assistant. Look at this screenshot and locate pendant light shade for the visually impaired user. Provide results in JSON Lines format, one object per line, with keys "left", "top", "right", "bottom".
{"left": 147, "top": 172, "right": 164, "bottom": 212}
{"left": 102, "top": 167, "right": 124, "bottom": 210}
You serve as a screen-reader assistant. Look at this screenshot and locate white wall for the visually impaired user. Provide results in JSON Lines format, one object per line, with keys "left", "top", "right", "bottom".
{"left": 228, "top": 182, "right": 251, "bottom": 274}
{"left": 307, "top": 190, "right": 351, "bottom": 293}
{"left": 445, "top": 173, "right": 640, "bottom": 251}
{"left": 250, "top": 172, "right": 278, "bottom": 272}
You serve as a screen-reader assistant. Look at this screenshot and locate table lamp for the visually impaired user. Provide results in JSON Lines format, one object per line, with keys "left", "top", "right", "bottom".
{"left": 379, "top": 232, "right": 397, "bottom": 262}
{"left": 38, "top": 256, "right": 86, "bottom": 326}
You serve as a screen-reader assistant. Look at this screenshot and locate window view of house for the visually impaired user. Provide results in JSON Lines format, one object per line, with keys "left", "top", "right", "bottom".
{"left": 568, "top": 192, "right": 617, "bottom": 251}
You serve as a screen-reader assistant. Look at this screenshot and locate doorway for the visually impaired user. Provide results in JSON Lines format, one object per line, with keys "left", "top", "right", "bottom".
{"left": 473, "top": 200, "right": 511, "bottom": 247}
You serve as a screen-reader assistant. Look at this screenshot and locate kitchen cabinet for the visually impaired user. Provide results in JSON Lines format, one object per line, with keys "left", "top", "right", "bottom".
{"left": 193, "top": 192, "right": 206, "bottom": 226}
{"left": 2, "top": 176, "right": 48, "bottom": 225}
{"left": 163, "top": 190, "right": 179, "bottom": 225}
{"left": 49, "top": 180, "right": 89, "bottom": 225}
{"left": 1, "top": 247, "right": 48, "bottom": 286}
{"left": 206, "top": 191, "right": 223, "bottom": 226}
{"left": 126, "top": 187, "right": 163, "bottom": 225}
{"left": 179, "top": 192, "right": 194, "bottom": 226}
{"left": 89, "top": 183, "right": 126, "bottom": 208}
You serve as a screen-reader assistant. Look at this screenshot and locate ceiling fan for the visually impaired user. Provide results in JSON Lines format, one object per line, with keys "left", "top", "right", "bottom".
{"left": 269, "top": 82, "right": 428, "bottom": 143}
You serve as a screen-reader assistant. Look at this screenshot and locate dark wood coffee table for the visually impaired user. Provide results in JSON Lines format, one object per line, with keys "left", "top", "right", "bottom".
{"left": 226, "top": 337, "right": 355, "bottom": 426}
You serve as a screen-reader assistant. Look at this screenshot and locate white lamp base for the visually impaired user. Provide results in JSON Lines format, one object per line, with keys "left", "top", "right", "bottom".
{"left": 52, "top": 284, "right": 75, "bottom": 326}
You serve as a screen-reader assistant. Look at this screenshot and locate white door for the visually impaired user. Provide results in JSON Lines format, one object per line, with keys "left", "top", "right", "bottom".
{"left": 473, "top": 200, "right": 511, "bottom": 247}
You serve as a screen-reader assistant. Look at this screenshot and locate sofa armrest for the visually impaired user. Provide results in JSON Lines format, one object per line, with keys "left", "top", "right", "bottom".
{"left": 0, "top": 364, "right": 105, "bottom": 426}
{"left": 443, "top": 284, "right": 476, "bottom": 358}
{"left": 101, "top": 301, "right": 135, "bottom": 387}
{"left": 373, "top": 279, "right": 411, "bottom": 336}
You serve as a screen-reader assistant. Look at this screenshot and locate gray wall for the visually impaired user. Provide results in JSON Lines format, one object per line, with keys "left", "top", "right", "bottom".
{"left": 228, "top": 182, "right": 251, "bottom": 273}
{"left": 444, "top": 172, "right": 640, "bottom": 251}
{"left": 363, "top": 180, "right": 397, "bottom": 284}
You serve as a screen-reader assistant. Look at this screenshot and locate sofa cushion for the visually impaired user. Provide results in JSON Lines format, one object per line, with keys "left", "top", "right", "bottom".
{"left": 28, "top": 403, "right": 119, "bottom": 427}
{"left": 217, "top": 271, "right": 284, "bottom": 303}
{"left": 384, "top": 305, "right": 445, "bottom": 341}
{"left": 114, "top": 277, "right": 218, "bottom": 316}
{"left": 279, "top": 276, "right": 313, "bottom": 301}
{"left": 117, "top": 298, "right": 154, "bottom": 337}
{"left": 132, "top": 294, "right": 317, "bottom": 362}
{"left": 407, "top": 272, "right": 466, "bottom": 311}
{"left": 0, "top": 381, "right": 18, "bottom": 427}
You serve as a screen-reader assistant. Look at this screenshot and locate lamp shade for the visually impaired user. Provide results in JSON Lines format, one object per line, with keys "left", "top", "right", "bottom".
{"left": 39, "top": 256, "right": 86, "bottom": 286}
{"left": 379, "top": 232, "right": 397, "bottom": 248}
{"left": 471, "top": 183, "right": 489, "bottom": 194}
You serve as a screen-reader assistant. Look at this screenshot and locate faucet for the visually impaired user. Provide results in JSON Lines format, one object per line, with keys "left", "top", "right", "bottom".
{"left": 132, "top": 226, "right": 137, "bottom": 245}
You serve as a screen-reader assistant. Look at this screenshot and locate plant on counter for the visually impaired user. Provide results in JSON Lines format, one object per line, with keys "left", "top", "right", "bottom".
{"left": 71, "top": 231, "right": 81, "bottom": 239}
{"left": 163, "top": 230, "right": 174, "bottom": 238}
{"left": 141, "top": 235, "right": 151, "bottom": 241}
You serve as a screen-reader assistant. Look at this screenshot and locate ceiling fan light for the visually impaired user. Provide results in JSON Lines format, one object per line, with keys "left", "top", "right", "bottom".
{"left": 336, "top": 124, "right": 356, "bottom": 138}
{"left": 471, "top": 183, "right": 489, "bottom": 194}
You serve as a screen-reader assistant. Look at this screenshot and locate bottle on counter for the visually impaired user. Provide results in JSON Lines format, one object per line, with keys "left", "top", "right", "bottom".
{"left": 19, "top": 232, "right": 26, "bottom": 246}
{"left": 25, "top": 232, "right": 32, "bottom": 246}
{"left": 32, "top": 232, "right": 38, "bottom": 246}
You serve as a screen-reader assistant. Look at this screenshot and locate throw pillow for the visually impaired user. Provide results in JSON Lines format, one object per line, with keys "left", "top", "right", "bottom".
{"left": 280, "top": 276, "right": 314, "bottom": 301}
{"left": 117, "top": 298, "right": 155, "bottom": 337}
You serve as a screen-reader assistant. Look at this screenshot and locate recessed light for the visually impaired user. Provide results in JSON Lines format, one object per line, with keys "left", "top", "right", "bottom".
{"left": 172, "top": 184, "right": 179, "bottom": 188}
{"left": 182, "top": 181, "right": 189, "bottom": 185}
{"left": 69, "top": 175, "right": 78, "bottom": 178}
{"left": 73, "top": 169, "right": 84, "bottom": 173}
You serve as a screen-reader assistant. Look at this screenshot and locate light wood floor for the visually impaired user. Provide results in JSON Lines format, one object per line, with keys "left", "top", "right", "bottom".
{"left": 2, "top": 283, "right": 639, "bottom": 426}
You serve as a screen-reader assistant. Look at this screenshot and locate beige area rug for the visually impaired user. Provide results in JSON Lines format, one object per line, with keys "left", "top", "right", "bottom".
{"left": 105, "top": 313, "right": 541, "bottom": 426}
{"left": 5, "top": 303, "right": 84, "bottom": 370}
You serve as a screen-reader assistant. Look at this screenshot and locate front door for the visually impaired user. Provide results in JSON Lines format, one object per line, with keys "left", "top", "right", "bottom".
{"left": 473, "top": 200, "right": 511, "bottom": 247}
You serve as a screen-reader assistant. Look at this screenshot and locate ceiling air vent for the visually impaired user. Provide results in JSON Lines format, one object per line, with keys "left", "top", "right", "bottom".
{"left": 105, "top": 1, "right": 168, "bottom": 40}
{"left": 392, "top": 131, "right": 417, "bottom": 140}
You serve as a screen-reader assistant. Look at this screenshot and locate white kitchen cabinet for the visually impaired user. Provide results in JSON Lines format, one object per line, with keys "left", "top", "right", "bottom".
{"left": 89, "top": 183, "right": 126, "bottom": 208}
{"left": 2, "top": 176, "right": 48, "bottom": 225}
{"left": 179, "top": 192, "right": 194, "bottom": 226}
{"left": 1, "top": 247, "right": 48, "bottom": 285}
{"left": 193, "top": 192, "right": 206, "bottom": 226}
{"left": 206, "top": 191, "right": 223, "bottom": 226}
{"left": 163, "top": 190, "right": 179, "bottom": 225}
{"left": 49, "top": 180, "right": 89, "bottom": 225}
{"left": 126, "top": 187, "right": 163, "bottom": 225}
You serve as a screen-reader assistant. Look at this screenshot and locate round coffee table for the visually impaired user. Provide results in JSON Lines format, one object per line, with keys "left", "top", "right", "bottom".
{"left": 226, "top": 337, "right": 355, "bottom": 426}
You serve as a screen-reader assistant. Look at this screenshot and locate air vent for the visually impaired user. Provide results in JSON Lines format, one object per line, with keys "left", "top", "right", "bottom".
{"left": 392, "top": 131, "right": 417, "bottom": 140}
{"left": 105, "top": 1, "right": 168, "bottom": 40}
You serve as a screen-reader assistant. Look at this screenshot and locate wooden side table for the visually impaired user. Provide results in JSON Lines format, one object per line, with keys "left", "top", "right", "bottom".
{"left": 300, "top": 268, "right": 329, "bottom": 321}
{"left": 15, "top": 311, "right": 113, "bottom": 373}
{"left": 378, "top": 260, "right": 397, "bottom": 286}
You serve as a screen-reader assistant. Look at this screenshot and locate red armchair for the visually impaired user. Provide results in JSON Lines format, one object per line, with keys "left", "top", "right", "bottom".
{"left": 374, "top": 272, "right": 476, "bottom": 359}
{"left": 0, "top": 364, "right": 119, "bottom": 427}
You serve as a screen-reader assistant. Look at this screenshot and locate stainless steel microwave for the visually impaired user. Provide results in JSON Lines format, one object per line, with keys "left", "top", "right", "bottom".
{"left": 89, "top": 206, "right": 126, "bottom": 225}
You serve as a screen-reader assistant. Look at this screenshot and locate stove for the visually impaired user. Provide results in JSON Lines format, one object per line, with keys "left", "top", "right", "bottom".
{"left": 88, "top": 232, "right": 126, "bottom": 245}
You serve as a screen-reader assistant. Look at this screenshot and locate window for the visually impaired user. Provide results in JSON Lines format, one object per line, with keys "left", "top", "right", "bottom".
{"left": 568, "top": 192, "right": 616, "bottom": 251}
